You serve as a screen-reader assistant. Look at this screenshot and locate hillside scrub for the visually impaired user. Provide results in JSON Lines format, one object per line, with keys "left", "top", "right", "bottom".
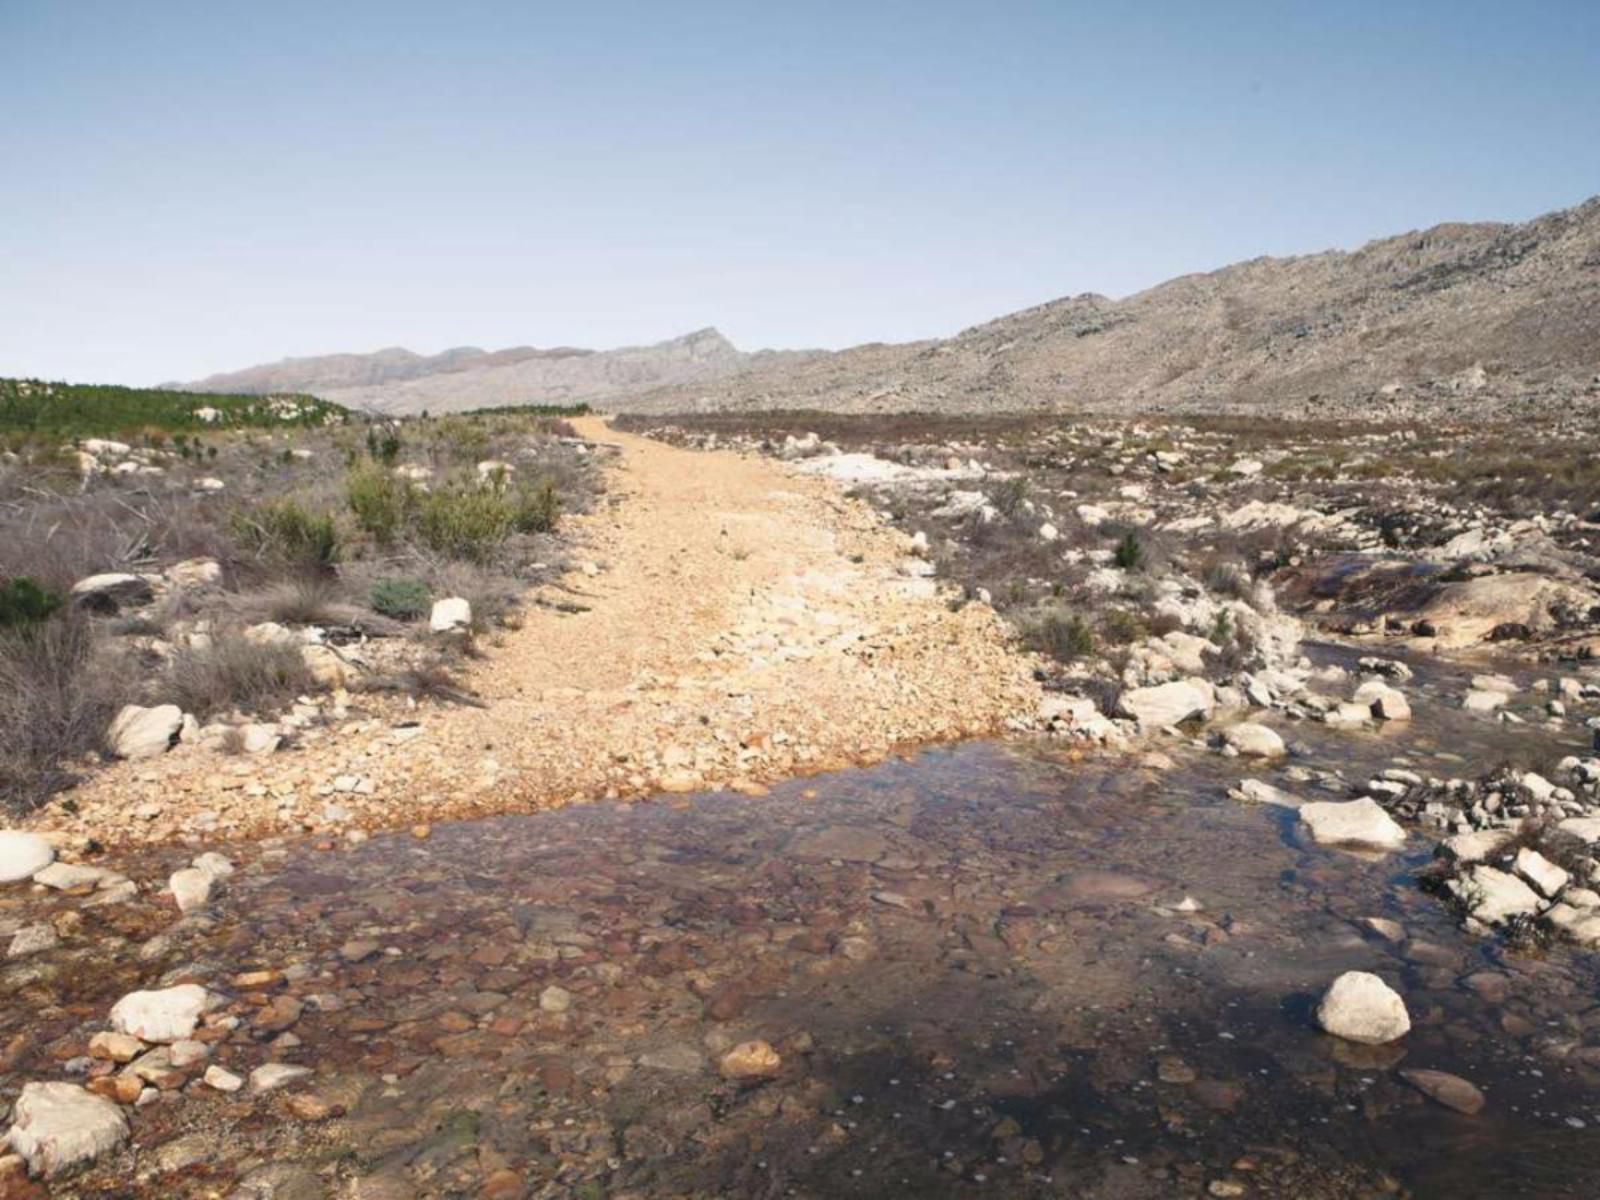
{"left": 0, "top": 408, "right": 603, "bottom": 813}
{"left": 0, "top": 376, "right": 344, "bottom": 438}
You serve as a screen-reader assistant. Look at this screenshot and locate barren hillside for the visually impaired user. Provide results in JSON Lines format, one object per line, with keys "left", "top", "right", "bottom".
{"left": 181, "top": 197, "right": 1600, "bottom": 419}
{"left": 628, "top": 196, "right": 1600, "bottom": 418}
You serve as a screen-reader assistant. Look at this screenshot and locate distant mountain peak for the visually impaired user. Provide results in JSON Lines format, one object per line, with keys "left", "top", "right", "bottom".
{"left": 178, "top": 328, "right": 766, "bottom": 415}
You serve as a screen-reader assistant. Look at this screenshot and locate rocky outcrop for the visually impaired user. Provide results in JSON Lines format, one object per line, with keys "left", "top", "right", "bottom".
{"left": 1413, "top": 574, "right": 1600, "bottom": 650}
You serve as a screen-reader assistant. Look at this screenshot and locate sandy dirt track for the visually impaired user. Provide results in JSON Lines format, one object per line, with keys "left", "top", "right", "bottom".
{"left": 36, "top": 417, "right": 1040, "bottom": 847}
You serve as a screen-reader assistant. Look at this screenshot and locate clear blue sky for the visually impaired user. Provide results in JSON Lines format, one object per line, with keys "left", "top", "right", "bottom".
{"left": 3, "top": 0, "right": 1597, "bottom": 385}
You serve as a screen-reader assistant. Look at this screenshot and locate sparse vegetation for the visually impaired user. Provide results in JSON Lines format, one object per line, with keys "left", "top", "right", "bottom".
{"left": 0, "top": 376, "right": 344, "bottom": 439}
{"left": 166, "top": 628, "right": 315, "bottom": 720}
{"left": 1024, "top": 609, "right": 1094, "bottom": 662}
{"left": 0, "top": 577, "right": 63, "bottom": 627}
{"left": 370, "top": 576, "right": 432, "bottom": 621}
{"left": 1113, "top": 531, "right": 1144, "bottom": 571}
{"left": 0, "top": 612, "right": 137, "bottom": 812}
{"left": 0, "top": 402, "right": 601, "bottom": 812}
{"left": 236, "top": 499, "right": 341, "bottom": 571}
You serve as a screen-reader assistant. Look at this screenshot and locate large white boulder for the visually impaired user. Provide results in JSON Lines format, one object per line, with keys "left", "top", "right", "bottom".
{"left": 1440, "top": 828, "right": 1516, "bottom": 864}
{"left": 1117, "top": 679, "right": 1214, "bottom": 728}
{"left": 1462, "top": 689, "right": 1509, "bottom": 713}
{"left": 108, "top": 704, "right": 185, "bottom": 760}
{"left": 1299, "top": 799, "right": 1406, "bottom": 851}
{"left": 109, "top": 984, "right": 209, "bottom": 1043}
{"left": 1450, "top": 865, "right": 1543, "bottom": 925}
{"left": 0, "top": 830, "right": 55, "bottom": 883}
{"left": 1222, "top": 721, "right": 1285, "bottom": 758}
{"left": 1514, "top": 847, "right": 1569, "bottom": 898}
{"left": 429, "top": 597, "right": 472, "bottom": 634}
{"left": 70, "top": 572, "right": 152, "bottom": 611}
{"left": 4, "top": 1081, "right": 129, "bottom": 1177}
{"left": 1316, "top": 971, "right": 1411, "bottom": 1045}
{"left": 1353, "top": 679, "right": 1412, "bottom": 721}
{"left": 1558, "top": 816, "right": 1600, "bottom": 844}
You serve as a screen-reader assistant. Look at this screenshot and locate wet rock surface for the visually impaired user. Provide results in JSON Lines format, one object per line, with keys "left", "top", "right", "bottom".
{"left": 6, "top": 650, "right": 1600, "bottom": 1196}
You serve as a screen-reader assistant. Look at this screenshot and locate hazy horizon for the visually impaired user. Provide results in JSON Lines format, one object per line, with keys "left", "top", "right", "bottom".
{"left": 4, "top": 0, "right": 1598, "bottom": 386}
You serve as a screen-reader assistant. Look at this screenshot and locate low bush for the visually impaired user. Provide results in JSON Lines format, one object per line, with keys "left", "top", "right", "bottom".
{"left": 0, "top": 577, "right": 63, "bottom": 627}
{"left": 370, "top": 576, "right": 432, "bottom": 620}
{"left": 0, "top": 612, "right": 136, "bottom": 813}
{"left": 1100, "top": 608, "right": 1148, "bottom": 645}
{"left": 166, "top": 629, "right": 314, "bottom": 719}
{"left": 346, "top": 463, "right": 412, "bottom": 543}
{"left": 365, "top": 424, "right": 403, "bottom": 465}
{"left": 512, "top": 479, "right": 560, "bottom": 533}
{"left": 1113, "top": 531, "right": 1145, "bottom": 571}
{"left": 1024, "top": 609, "right": 1094, "bottom": 662}
{"left": 411, "top": 484, "right": 515, "bottom": 563}
{"left": 992, "top": 475, "right": 1030, "bottom": 518}
{"left": 236, "top": 499, "right": 340, "bottom": 570}
{"left": 236, "top": 577, "right": 345, "bottom": 626}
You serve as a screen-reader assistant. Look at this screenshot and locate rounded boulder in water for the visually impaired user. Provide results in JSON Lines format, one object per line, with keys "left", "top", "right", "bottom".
{"left": 1316, "top": 971, "right": 1410, "bottom": 1045}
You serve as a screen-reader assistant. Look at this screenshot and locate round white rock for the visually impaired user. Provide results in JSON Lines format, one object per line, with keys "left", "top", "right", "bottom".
{"left": 1316, "top": 970, "right": 1411, "bottom": 1045}
{"left": 0, "top": 830, "right": 55, "bottom": 883}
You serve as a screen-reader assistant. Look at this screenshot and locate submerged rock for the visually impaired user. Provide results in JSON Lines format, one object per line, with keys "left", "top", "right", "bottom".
{"left": 719, "top": 1040, "right": 782, "bottom": 1079}
{"left": 1299, "top": 799, "right": 1406, "bottom": 850}
{"left": 5, "top": 1081, "right": 129, "bottom": 1177}
{"left": 109, "top": 984, "right": 209, "bottom": 1043}
{"left": 1400, "top": 1068, "right": 1485, "bottom": 1115}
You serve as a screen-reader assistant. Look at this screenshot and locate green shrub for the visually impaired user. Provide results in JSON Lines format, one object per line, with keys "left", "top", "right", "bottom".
{"left": 431, "top": 417, "right": 490, "bottom": 461}
{"left": 236, "top": 499, "right": 340, "bottom": 569}
{"left": 1113, "top": 532, "right": 1145, "bottom": 571}
{"left": 366, "top": 424, "right": 402, "bottom": 464}
{"left": 992, "top": 475, "right": 1029, "bottom": 518}
{"left": 1025, "top": 610, "right": 1094, "bottom": 662}
{"left": 346, "top": 463, "right": 412, "bottom": 543}
{"left": 411, "top": 485, "right": 515, "bottom": 563}
{"left": 1100, "top": 608, "right": 1147, "bottom": 645}
{"left": 370, "top": 576, "right": 432, "bottom": 620}
{"left": 0, "top": 578, "right": 63, "bottom": 628}
{"left": 512, "top": 479, "right": 560, "bottom": 534}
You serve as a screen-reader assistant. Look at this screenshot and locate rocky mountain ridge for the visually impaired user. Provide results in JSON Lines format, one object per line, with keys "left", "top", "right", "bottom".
{"left": 183, "top": 196, "right": 1600, "bottom": 418}
{"left": 180, "top": 328, "right": 817, "bottom": 416}
{"left": 630, "top": 195, "right": 1600, "bottom": 418}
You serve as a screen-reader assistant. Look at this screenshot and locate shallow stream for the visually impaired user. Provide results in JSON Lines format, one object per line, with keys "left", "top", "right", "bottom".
{"left": 5, "top": 647, "right": 1600, "bottom": 1198}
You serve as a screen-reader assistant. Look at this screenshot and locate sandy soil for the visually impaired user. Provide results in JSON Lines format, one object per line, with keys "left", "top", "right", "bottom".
{"left": 35, "top": 417, "right": 1040, "bottom": 847}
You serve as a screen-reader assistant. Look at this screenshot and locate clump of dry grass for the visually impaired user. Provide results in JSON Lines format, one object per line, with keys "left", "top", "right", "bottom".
{"left": 166, "top": 628, "right": 313, "bottom": 720}
{"left": 0, "top": 613, "right": 140, "bottom": 814}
